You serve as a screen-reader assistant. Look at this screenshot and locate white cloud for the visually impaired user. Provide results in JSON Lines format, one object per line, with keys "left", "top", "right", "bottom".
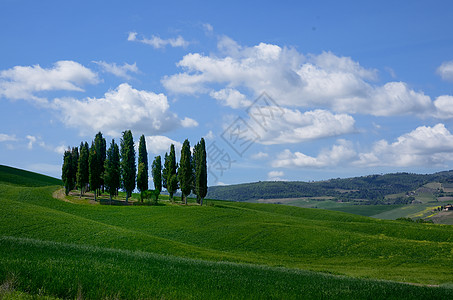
{"left": 267, "top": 170, "right": 285, "bottom": 181}
{"left": 437, "top": 61, "right": 453, "bottom": 82}
{"left": 272, "top": 139, "right": 357, "bottom": 168}
{"left": 272, "top": 124, "right": 453, "bottom": 169}
{"left": 0, "top": 133, "right": 17, "bottom": 142}
{"left": 128, "top": 32, "right": 189, "bottom": 49}
{"left": 52, "top": 83, "right": 197, "bottom": 136}
{"left": 181, "top": 117, "right": 199, "bottom": 128}
{"left": 93, "top": 61, "right": 139, "bottom": 80}
{"left": 26, "top": 135, "right": 37, "bottom": 149}
{"left": 162, "top": 37, "right": 435, "bottom": 117}
{"left": 356, "top": 124, "right": 453, "bottom": 167}
{"left": 251, "top": 151, "right": 268, "bottom": 159}
{"left": 0, "top": 61, "right": 99, "bottom": 103}
{"left": 210, "top": 88, "right": 252, "bottom": 108}
{"left": 204, "top": 130, "right": 215, "bottom": 140}
{"left": 434, "top": 95, "right": 453, "bottom": 119}
{"left": 54, "top": 145, "right": 68, "bottom": 155}
{"left": 249, "top": 108, "right": 356, "bottom": 145}
{"left": 145, "top": 135, "right": 182, "bottom": 155}
{"left": 203, "top": 23, "right": 214, "bottom": 35}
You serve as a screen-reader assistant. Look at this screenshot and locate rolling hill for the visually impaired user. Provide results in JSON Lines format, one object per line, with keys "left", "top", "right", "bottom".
{"left": 0, "top": 166, "right": 452, "bottom": 299}
{"left": 206, "top": 171, "right": 453, "bottom": 202}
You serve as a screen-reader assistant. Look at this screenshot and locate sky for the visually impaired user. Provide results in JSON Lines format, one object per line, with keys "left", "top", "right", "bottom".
{"left": 1, "top": 0, "right": 453, "bottom": 186}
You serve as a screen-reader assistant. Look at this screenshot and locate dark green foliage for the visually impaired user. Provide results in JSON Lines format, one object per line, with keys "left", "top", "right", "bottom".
{"left": 151, "top": 155, "right": 162, "bottom": 200}
{"left": 163, "top": 144, "right": 178, "bottom": 201}
{"left": 193, "top": 138, "right": 207, "bottom": 205}
{"left": 76, "top": 142, "right": 89, "bottom": 197}
{"left": 137, "top": 162, "right": 147, "bottom": 201}
{"left": 89, "top": 142, "right": 102, "bottom": 201}
{"left": 70, "top": 147, "right": 78, "bottom": 187}
{"left": 179, "top": 139, "right": 193, "bottom": 205}
{"left": 137, "top": 135, "right": 148, "bottom": 193}
{"left": 207, "top": 171, "right": 453, "bottom": 202}
{"left": 0, "top": 165, "right": 61, "bottom": 186}
{"left": 141, "top": 189, "right": 160, "bottom": 204}
{"left": 104, "top": 139, "right": 120, "bottom": 201}
{"left": 120, "top": 130, "right": 136, "bottom": 203}
{"left": 94, "top": 132, "right": 106, "bottom": 193}
{"left": 62, "top": 150, "right": 72, "bottom": 195}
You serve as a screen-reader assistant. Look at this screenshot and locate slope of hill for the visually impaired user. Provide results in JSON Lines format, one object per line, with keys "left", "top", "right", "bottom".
{"left": 0, "top": 168, "right": 452, "bottom": 299}
{"left": 0, "top": 165, "right": 62, "bottom": 187}
{"left": 207, "top": 171, "right": 453, "bottom": 202}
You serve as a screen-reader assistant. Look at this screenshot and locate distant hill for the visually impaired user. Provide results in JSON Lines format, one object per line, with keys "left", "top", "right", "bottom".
{"left": 0, "top": 165, "right": 62, "bottom": 187}
{"left": 207, "top": 171, "right": 453, "bottom": 202}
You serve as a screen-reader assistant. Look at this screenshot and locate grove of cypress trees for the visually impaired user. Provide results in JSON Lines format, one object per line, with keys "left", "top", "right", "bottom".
{"left": 120, "top": 130, "right": 136, "bottom": 203}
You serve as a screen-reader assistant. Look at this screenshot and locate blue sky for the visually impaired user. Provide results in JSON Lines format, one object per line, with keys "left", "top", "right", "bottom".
{"left": 2, "top": 0, "right": 453, "bottom": 186}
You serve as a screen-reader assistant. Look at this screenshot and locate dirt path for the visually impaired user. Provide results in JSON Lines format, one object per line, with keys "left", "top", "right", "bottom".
{"left": 52, "top": 188, "right": 71, "bottom": 202}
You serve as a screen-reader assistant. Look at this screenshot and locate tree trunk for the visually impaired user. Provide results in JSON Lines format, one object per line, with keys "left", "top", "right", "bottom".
{"left": 200, "top": 197, "right": 203, "bottom": 206}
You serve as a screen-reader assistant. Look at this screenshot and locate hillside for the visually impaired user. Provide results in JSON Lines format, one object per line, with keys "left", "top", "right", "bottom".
{"left": 0, "top": 165, "right": 62, "bottom": 187}
{"left": 0, "top": 167, "right": 452, "bottom": 298}
{"left": 207, "top": 171, "right": 453, "bottom": 202}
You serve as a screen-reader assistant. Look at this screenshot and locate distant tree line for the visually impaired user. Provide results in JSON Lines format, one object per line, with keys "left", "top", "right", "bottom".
{"left": 62, "top": 130, "right": 207, "bottom": 205}
{"left": 207, "top": 172, "right": 453, "bottom": 202}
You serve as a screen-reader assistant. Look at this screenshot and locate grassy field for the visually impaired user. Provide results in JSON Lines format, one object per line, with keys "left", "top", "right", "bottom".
{"left": 1, "top": 165, "right": 453, "bottom": 298}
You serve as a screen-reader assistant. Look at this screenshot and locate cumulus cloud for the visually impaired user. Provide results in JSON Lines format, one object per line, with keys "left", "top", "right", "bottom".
{"left": 210, "top": 88, "right": 252, "bottom": 108}
{"left": 128, "top": 32, "right": 189, "bottom": 49}
{"left": 433, "top": 95, "right": 453, "bottom": 119}
{"left": 204, "top": 130, "right": 215, "bottom": 140}
{"left": 144, "top": 135, "right": 182, "bottom": 155}
{"left": 202, "top": 23, "right": 214, "bottom": 35}
{"left": 0, "top": 133, "right": 17, "bottom": 142}
{"left": 437, "top": 61, "right": 453, "bottom": 82}
{"left": 267, "top": 170, "right": 285, "bottom": 181}
{"left": 162, "top": 37, "right": 436, "bottom": 117}
{"left": 272, "top": 124, "right": 453, "bottom": 169}
{"left": 356, "top": 124, "right": 453, "bottom": 167}
{"left": 93, "top": 61, "right": 139, "bottom": 79}
{"left": 52, "top": 83, "right": 197, "bottom": 136}
{"left": 251, "top": 151, "right": 268, "bottom": 159}
{"left": 248, "top": 108, "right": 356, "bottom": 145}
{"left": 0, "top": 61, "right": 99, "bottom": 103}
{"left": 272, "top": 139, "right": 356, "bottom": 168}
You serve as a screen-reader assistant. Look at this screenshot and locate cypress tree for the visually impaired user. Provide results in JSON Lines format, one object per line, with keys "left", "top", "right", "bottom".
{"left": 62, "top": 149, "right": 72, "bottom": 196}
{"left": 77, "top": 142, "right": 89, "bottom": 197}
{"left": 179, "top": 139, "right": 193, "bottom": 205}
{"left": 104, "top": 139, "right": 120, "bottom": 202}
{"left": 89, "top": 141, "right": 101, "bottom": 201}
{"left": 163, "top": 144, "right": 178, "bottom": 201}
{"left": 120, "top": 130, "right": 136, "bottom": 203}
{"left": 193, "top": 138, "right": 208, "bottom": 205}
{"left": 70, "top": 147, "right": 78, "bottom": 190}
{"left": 152, "top": 155, "right": 162, "bottom": 201}
{"left": 94, "top": 132, "right": 106, "bottom": 194}
{"left": 137, "top": 135, "right": 148, "bottom": 193}
{"left": 137, "top": 162, "right": 147, "bottom": 201}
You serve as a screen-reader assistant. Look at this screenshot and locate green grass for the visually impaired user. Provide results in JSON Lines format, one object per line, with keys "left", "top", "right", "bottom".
{"left": 372, "top": 203, "right": 441, "bottom": 220}
{"left": 1, "top": 166, "right": 453, "bottom": 298}
{"left": 0, "top": 165, "right": 61, "bottom": 187}
{"left": 1, "top": 236, "right": 452, "bottom": 300}
{"left": 330, "top": 204, "right": 405, "bottom": 216}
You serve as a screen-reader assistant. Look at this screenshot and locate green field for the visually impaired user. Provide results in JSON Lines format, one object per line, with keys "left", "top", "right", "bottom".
{"left": 1, "top": 165, "right": 453, "bottom": 299}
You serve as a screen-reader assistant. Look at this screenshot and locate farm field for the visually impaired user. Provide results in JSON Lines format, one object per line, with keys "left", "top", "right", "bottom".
{"left": 1, "top": 165, "right": 453, "bottom": 299}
